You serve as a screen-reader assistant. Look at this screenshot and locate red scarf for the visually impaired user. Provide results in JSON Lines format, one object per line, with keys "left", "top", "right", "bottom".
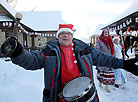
{"left": 99, "top": 29, "right": 114, "bottom": 55}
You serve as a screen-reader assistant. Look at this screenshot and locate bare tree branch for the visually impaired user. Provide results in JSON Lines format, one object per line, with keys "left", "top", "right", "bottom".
{"left": 6, "top": 0, "right": 18, "bottom": 8}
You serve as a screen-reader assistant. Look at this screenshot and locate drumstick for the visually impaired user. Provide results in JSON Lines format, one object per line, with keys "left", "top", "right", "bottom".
{"left": 12, "top": 12, "right": 23, "bottom": 38}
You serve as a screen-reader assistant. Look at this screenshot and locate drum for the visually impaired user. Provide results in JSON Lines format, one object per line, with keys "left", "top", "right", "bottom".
{"left": 59, "top": 76, "right": 96, "bottom": 102}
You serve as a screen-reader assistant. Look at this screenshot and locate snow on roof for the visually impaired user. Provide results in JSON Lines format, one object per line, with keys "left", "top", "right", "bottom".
{"left": 0, "top": 0, "right": 67, "bottom": 31}
{"left": 93, "top": 24, "right": 104, "bottom": 36}
{"left": 0, "top": 0, "right": 17, "bottom": 19}
{"left": 0, "top": 14, "right": 13, "bottom": 21}
{"left": 102, "top": 0, "right": 138, "bottom": 28}
{"left": 20, "top": 11, "right": 67, "bottom": 31}
{"left": 94, "top": 24, "right": 117, "bottom": 36}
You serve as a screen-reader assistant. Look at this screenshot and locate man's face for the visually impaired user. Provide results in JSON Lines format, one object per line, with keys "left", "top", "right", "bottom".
{"left": 58, "top": 31, "right": 73, "bottom": 46}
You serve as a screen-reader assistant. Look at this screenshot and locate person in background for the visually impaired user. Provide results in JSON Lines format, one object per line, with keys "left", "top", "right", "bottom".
{"left": 112, "top": 36, "right": 127, "bottom": 88}
{"left": 132, "top": 41, "right": 138, "bottom": 58}
{"left": 95, "top": 29, "right": 115, "bottom": 93}
{"left": 0, "top": 24, "right": 138, "bottom": 102}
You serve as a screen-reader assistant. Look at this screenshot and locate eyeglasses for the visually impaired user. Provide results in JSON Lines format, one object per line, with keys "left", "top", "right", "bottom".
{"left": 59, "top": 32, "right": 73, "bottom": 36}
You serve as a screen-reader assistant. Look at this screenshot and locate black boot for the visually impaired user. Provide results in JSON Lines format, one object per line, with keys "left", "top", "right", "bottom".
{"left": 114, "top": 84, "right": 119, "bottom": 88}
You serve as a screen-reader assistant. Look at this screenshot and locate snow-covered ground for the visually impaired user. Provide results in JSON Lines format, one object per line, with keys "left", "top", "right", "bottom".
{"left": 0, "top": 58, "right": 44, "bottom": 102}
{"left": 0, "top": 49, "right": 138, "bottom": 102}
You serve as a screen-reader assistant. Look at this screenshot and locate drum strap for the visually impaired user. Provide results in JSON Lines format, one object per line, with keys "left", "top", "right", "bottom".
{"left": 43, "top": 88, "right": 50, "bottom": 98}
{"left": 59, "top": 70, "right": 62, "bottom": 92}
{"left": 86, "top": 89, "right": 97, "bottom": 102}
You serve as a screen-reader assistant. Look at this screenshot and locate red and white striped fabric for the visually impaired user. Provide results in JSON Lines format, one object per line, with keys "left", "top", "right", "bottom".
{"left": 97, "top": 70, "right": 115, "bottom": 85}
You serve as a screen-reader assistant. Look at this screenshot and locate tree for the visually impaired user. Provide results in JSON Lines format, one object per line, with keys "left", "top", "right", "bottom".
{"left": 6, "top": 0, "right": 37, "bottom": 11}
{"left": 6, "top": 0, "right": 18, "bottom": 8}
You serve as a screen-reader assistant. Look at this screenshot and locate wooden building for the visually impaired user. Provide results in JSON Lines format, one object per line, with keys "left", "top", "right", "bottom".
{"left": 0, "top": 0, "right": 66, "bottom": 51}
{"left": 101, "top": 0, "right": 138, "bottom": 35}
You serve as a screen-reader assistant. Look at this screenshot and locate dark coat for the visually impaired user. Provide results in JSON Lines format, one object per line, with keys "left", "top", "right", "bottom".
{"left": 11, "top": 38, "right": 123, "bottom": 102}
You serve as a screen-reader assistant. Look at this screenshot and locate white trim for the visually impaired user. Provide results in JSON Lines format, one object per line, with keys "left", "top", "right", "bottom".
{"left": 112, "top": 37, "right": 120, "bottom": 41}
{"left": 57, "top": 28, "right": 73, "bottom": 35}
{"left": 98, "top": 75, "right": 114, "bottom": 80}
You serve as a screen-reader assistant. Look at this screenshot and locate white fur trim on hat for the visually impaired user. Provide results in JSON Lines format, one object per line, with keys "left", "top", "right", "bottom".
{"left": 57, "top": 28, "right": 74, "bottom": 36}
{"left": 112, "top": 37, "right": 120, "bottom": 41}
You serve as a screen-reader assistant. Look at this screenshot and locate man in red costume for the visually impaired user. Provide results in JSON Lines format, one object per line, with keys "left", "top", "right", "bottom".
{"left": 1, "top": 24, "right": 138, "bottom": 102}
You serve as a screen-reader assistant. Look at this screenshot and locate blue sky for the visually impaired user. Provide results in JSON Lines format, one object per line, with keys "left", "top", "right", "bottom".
{"left": 13, "top": 0, "right": 134, "bottom": 42}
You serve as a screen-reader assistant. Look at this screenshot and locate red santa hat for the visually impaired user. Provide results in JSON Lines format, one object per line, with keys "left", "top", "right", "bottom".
{"left": 112, "top": 36, "right": 120, "bottom": 41}
{"left": 57, "top": 24, "right": 74, "bottom": 37}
